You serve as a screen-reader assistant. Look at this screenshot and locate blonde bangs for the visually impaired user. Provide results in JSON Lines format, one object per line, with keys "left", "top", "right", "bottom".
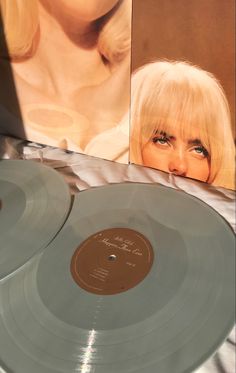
{"left": 139, "top": 72, "right": 212, "bottom": 154}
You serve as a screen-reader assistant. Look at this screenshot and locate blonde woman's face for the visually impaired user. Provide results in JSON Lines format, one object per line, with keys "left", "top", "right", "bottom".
{"left": 142, "top": 126, "right": 210, "bottom": 182}
{"left": 48, "top": 0, "right": 120, "bottom": 21}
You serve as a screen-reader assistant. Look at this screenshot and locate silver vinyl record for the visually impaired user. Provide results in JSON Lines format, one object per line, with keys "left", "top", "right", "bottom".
{"left": 0, "top": 159, "right": 71, "bottom": 280}
{"left": 0, "top": 183, "right": 235, "bottom": 373}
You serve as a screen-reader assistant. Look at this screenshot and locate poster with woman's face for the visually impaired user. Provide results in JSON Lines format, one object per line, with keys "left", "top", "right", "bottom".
{"left": 0, "top": 0, "right": 235, "bottom": 190}
{"left": 0, "top": 0, "right": 131, "bottom": 162}
{"left": 130, "top": 0, "right": 235, "bottom": 190}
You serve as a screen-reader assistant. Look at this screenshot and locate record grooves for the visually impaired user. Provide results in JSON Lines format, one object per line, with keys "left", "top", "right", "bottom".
{"left": 0, "top": 159, "right": 71, "bottom": 280}
{"left": 0, "top": 182, "right": 235, "bottom": 373}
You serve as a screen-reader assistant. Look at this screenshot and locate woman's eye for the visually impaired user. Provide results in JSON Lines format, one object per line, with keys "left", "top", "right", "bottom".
{"left": 193, "top": 146, "right": 209, "bottom": 157}
{"left": 152, "top": 136, "right": 169, "bottom": 145}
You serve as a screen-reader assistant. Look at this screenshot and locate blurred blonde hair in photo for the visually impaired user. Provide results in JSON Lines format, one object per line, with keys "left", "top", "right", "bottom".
{"left": 0, "top": 0, "right": 131, "bottom": 65}
{"left": 130, "top": 60, "right": 235, "bottom": 189}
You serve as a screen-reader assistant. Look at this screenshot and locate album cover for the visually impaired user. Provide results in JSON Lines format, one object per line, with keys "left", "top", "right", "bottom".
{"left": 0, "top": 0, "right": 235, "bottom": 190}
{"left": 130, "top": 0, "right": 235, "bottom": 190}
{"left": 0, "top": 0, "right": 131, "bottom": 163}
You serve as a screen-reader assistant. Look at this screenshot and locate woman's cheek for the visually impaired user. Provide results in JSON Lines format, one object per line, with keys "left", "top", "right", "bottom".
{"left": 186, "top": 156, "right": 210, "bottom": 182}
{"left": 142, "top": 143, "right": 170, "bottom": 172}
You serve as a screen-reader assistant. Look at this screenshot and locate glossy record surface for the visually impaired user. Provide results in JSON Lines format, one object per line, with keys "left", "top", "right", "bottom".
{"left": 0, "top": 159, "right": 71, "bottom": 280}
{"left": 0, "top": 183, "right": 235, "bottom": 373}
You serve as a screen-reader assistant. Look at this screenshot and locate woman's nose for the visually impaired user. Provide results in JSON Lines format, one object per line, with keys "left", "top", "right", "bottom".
{"left": 168, "top": 152, "right": 188, "bottom": 176}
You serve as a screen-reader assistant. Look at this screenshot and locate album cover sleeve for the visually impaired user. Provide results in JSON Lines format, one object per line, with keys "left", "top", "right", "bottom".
{"left": 0, "top": 1, "right": 235, "bottom": 190}
{"left": 0, "top": 0, "right": 131, "bottom": 163}
{"left": 130, "top": 0, "right": 235, "bottom": 190}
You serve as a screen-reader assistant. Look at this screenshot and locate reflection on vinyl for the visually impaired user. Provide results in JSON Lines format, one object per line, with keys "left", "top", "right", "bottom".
{"left": 0, "top": 159, "right": 71, "bottom": 280}
{"left": 0, "top": 183, "right": 235, "bottom": 373}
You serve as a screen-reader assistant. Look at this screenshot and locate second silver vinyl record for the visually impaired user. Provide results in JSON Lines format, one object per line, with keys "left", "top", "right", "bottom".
{"left": 0, "top": 183, "right": 235, "bottom": 373}
{"left": 0, "top": 159, "right": 71, "bottom": 280}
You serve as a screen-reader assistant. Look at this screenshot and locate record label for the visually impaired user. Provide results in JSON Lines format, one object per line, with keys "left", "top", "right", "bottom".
{"left": 70, "top": 228, "right": 154, "bottom": 295}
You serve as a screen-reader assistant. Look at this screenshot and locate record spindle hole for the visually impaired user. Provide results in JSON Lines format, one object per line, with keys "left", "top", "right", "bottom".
{"left": 108, "top": 254, "right": 117, "bottom": 262}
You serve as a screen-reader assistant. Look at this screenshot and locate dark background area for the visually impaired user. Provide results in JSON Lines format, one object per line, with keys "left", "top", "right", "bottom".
{"left": 131, "top": 0, "right": 235, "bottom": 135}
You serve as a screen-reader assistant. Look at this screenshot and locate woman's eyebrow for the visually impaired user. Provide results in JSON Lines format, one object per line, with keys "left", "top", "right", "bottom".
{"left": 188, "top": 139, "right": 202, "bottom": 146}
{"left": 154, "top": 130, "right": 175, "bottom": 139}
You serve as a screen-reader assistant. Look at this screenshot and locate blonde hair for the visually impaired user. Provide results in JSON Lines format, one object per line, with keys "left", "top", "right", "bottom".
{"left": 98, "top": 0, "right": 131, "bottom": 65}
{"left": 0, "top": 0, "right": 131, "bottom": 65}
{"left": 130, "top": 61, "right": 235, "bottom": 189}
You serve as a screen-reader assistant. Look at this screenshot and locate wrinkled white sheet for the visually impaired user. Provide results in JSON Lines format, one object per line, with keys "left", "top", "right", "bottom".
{"left": 0, "top": 135, "right": 235, "bottom": 373}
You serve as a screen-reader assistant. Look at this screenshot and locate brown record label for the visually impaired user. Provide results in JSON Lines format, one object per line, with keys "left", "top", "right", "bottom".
{"left": 70, "top": 228, "right": 154, "bottom": 295}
